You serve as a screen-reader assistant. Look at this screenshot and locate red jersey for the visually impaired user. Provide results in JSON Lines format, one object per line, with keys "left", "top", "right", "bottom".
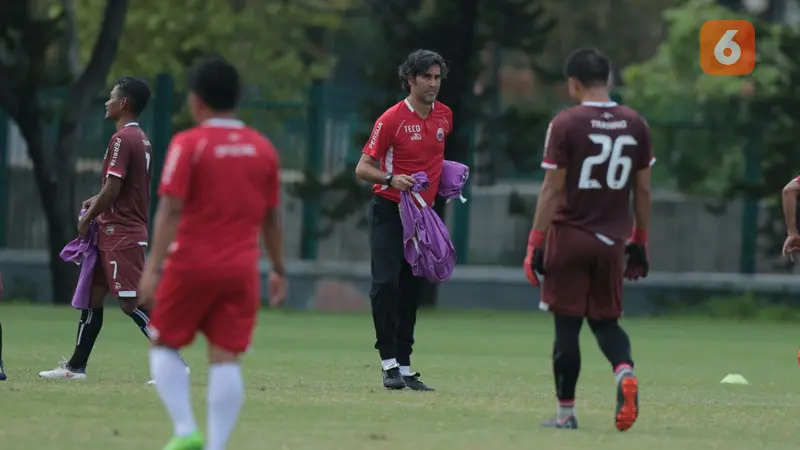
{"left": 97, "top": 122, "right": 152, "bottom": 250}
{"left": 158, "top": 118, "right": 280, "bottom": 278}
{"left": 541, "top": 102, "right": 655, "bottom": 242}
{"left": 362, "top": 99, "right": 453, "bottom": 206}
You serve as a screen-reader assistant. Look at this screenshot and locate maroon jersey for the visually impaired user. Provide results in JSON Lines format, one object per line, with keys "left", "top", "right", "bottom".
{"left": 541, "top": 102, "right": 655, "bottom": 242}
{"left": 97, "top": 122, "right": 152, "bottom": 250}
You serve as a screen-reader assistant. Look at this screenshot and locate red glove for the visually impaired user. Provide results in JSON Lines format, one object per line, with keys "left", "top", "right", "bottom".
{"left": 624, "top": 227, "right": 649, "bottom": 280}
{"left": 524, "top": 230, "right": 546, "bottom": 287}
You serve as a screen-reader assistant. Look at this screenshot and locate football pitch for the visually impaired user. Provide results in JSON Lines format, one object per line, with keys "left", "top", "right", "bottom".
{"left": 1, "top": 304, "right": 799, "bottom": 450}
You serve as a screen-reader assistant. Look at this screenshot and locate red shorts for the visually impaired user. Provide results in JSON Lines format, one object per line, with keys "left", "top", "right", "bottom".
{"left": 92, "top": 246, "right": 146, "bottom": 299}
{"left": 149, "top": 268, "right": 260, "bottom": 354}
{"left": 541, "top": 224, "right": 625, "bottom": 320}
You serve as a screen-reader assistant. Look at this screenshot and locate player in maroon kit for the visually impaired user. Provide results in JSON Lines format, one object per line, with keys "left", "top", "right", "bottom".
{"left": 355, "top": 49, "right": 453, "bottom": 391}
{"left": 524, "top": 48, "right": 652, "bottom": 431}
{"left": 139, "top": 57, "right": 287, "bottom": 450}
{"left": 39, "top": 77, "right": 162, "bottom": 381}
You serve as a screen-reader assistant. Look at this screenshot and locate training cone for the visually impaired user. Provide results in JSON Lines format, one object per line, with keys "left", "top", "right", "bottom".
{"left": 720, "top": 374, "right": 749, "bottom": 385}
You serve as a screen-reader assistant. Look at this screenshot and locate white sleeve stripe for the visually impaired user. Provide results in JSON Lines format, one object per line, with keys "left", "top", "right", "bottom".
{"left": 107, "top": 171, "right": 123, "bottom": 178}
{"left": 649, "top": 157, "right": 656, "bottom": 167}
{"left": 541, "top": 162, "right": 559, "bottom": 170}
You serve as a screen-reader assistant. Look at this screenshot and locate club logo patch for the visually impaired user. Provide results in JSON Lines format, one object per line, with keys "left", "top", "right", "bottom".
{"left": 105, "top": 226, "right": 115, "bottom": 235}
{"left": 436, "top": 128, "right": 444, "bottom": 141}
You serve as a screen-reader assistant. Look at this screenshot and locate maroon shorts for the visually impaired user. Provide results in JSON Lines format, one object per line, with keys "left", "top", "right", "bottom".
{"left": 149, "top": 268, "right": 260, "bottom": 354}
{"left": 92, "top": 246, "right": 146, "bottom": 299}
{"left": 540, "top": 224, "right": 625, "bottom": 320}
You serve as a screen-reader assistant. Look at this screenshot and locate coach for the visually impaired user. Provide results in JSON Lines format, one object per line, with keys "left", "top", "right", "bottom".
{"left": 355, "top": 49, "right": 453, "bottom": 391}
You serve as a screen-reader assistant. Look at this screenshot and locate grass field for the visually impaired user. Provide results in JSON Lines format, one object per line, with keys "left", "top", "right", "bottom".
{"left": 1, "top": 304, "right": 799, "bottom": 450}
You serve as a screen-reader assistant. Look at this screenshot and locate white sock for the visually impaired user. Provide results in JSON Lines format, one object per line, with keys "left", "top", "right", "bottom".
{"left": 399, "top": 365, "right": 413, "bottom": 376}
{"left": 149, "top": 347, "right": 197, "bottom": 437}
{"left": 381, "top": 358, "right": 398, "bottom": 370}
{"left": 557, "top": 400, "right": 576, "bottom": 419}
{"left": 206, "top": 362, "right": 244, "bottom": 450}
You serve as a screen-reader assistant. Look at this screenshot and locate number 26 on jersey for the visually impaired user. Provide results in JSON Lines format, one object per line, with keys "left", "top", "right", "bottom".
{"left": 579, "top": 134, "right": 635, "bottom": 191}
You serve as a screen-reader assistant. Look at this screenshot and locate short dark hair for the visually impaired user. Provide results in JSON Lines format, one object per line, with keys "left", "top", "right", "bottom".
{"left": 187, "top": 56, "right": 241, "bottom": 111}
{"left": 398, "top": 49, "right": 449, "bottom": 93}
{"left": 115, "top": 77, "right": 151, "bottom": 116}
{"left": 564, "top": 48, "right": 611, "bottom": 88}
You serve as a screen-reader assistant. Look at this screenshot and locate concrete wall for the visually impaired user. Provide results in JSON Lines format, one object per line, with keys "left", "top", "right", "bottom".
{"left": 6, "top": 168, "right": 782, "bottom": 273}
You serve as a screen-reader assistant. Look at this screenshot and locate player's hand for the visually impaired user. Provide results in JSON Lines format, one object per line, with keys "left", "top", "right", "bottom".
{"left": 81, "top": 195, "right": 97, "bottom": 210}
{"left": 267, "top": 269, "right": 287, "bottom": 308}
{"left": 390, "top": 174, "right": 417, "bottom": 192}
{"left": 782, "top": 233, "right": 800, "bottom": 262}
{"left": 624, "top": 227, "right": 649, "bottom": 280}
{"left": 523, "top": 229, "right": 546, "bottom": 287}
{"left": 138, "top": 269, "right": 159, "bottom": 310}
{"left": 77, "top": 216, "right": 90, "bottom": 237}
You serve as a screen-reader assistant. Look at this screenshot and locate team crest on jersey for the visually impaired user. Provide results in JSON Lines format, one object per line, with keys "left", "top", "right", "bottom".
{"left": 105, "top": 226, "right": 114, "bottom": 235}
{"left": 436, "top": 128, "right": 444, "bottom": 141}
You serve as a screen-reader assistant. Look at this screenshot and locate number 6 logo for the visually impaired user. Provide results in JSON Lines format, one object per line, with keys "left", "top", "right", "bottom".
{"left": 700, "top": 20, "right": 755, "bottom": 76}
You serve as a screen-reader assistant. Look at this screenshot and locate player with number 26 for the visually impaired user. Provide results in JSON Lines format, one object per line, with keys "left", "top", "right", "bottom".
{"left": 524, "top": 48, "right": 653, "bottom": 432}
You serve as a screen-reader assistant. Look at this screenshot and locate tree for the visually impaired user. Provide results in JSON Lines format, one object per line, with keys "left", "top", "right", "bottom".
{"left": 0, "top": 0, "right": 129, "bottom": 303}
{"left": 75, "top": 0, "right": 352, "bottom": 100}
{"left": 620, "top": 0, "right": 797, "bottom": 269}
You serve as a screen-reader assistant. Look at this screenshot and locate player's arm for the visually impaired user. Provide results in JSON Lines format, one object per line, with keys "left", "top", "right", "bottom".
{"left": 143, "top": 137, "right": 191, "bottom": 277}
{"left": 261, "top": 157, "right": 286, "bottom": 276}
{"left": 631, "top": 121, "right": 655, "bottom": 241}
{"left": 531, "top": 119, "right": 568, "bottom": 234}
{"left": 82, "top": 136, "right": 132, "bottom": 222}
{"left": 782, "top": 177, "right": 800, "bottom": 236}
{"left": 531, "top": 169, "right": 566, "bottom": 233}
{"left": 355, "top": 116, "right": 393, "bottom": 184}
{"left": 145, "top": 196, "right": 183, "bottom": 275}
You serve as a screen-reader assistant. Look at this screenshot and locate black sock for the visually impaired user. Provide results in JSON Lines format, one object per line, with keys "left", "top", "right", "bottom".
{"left": 128, "top": 307, "right": 152, "bottom": 339}
{"left": 0, "top": 320, "right": 4, "bottom": 364}
{"left": 553, "top": 315, "right": 583, "bottom": 406}
{"left": 68, "top": 308, "right": 104, "bottom": 370}
{"left": 588, "top": 319, "right": 634, "bottom": 372}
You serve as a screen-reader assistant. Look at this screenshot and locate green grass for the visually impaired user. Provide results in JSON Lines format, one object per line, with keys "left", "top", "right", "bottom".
{"left": 1, "top": 305, "right": 799, "bottom": 449}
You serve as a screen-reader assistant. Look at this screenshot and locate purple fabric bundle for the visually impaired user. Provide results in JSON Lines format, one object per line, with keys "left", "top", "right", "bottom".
{"left": 60, "top": 208, "right": 99, "bottom": 309}
{"left": 438, "top": 160, "right": 470, "bottom": 203}
{"left": 399, "top": 172, "right": 457, "bottom": 283}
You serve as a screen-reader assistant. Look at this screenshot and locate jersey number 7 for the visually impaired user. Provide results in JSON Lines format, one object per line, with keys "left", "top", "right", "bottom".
{"left": 578, "top": 134, "right": 637, "bottom": 190}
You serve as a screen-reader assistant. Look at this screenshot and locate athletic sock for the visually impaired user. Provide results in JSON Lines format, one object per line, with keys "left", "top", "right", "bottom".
{"left": 207, "top": 362, "right": 244, "bottom": 450}
{"left": 68, "top": 308, "right": 104, "bottom": 369}
{"left": 614, "top": 363, "right": 634, "bottom": 384}
{"left": 128, "top": 307, "right": 152, "bottom": 339}
{"left": 0, "top": 319, "right": 4, "bottom": 363}
{"left": 149, "top": 346, "right": 197, "bottom": 437}
{"left": 381, "top": 358, "right": 398, "bottom": 370}
{"left": 557, "top": 399, "right": 576, "bottom": 420}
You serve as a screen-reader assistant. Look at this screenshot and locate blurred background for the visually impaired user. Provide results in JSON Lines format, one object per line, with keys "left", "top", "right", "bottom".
{"left": 2, "top": 0, "right": 800, "bottom": 315}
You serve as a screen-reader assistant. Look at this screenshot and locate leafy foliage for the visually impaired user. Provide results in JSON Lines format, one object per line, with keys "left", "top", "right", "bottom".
{"left": 74, "top": 0, "right": 350, "bottom": 99}
{"left": 621, "top": 0, "right": 800, "bottom": 267}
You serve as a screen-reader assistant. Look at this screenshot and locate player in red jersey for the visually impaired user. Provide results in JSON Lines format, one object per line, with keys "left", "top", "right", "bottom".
{"left": 524, "top": 48, "right": 653, "bottom": 432}
{"left": 39, "top": 77, "right": 165, "bottom": 381}
{"left": 355, "top": 50, "right": 452, "bottom": 391}
{"left": 138, "top": 57, "right": 287, "bottom": 450}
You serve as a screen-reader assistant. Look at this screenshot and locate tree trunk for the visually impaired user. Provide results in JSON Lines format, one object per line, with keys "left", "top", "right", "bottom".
{"left": 16, "top": 103, "right": 78, "bottom": 304}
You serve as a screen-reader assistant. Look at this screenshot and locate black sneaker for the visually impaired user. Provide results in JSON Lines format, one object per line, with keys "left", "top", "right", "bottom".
{"left": 403, "top": 372, "right": 434, "bottom": 391}
{"left": 381, "top": 365, "right": 406, "bottom": 390}
{"left": 541, "top": 415, "right": 578, "bottom": 429}
{"left": 0, "top": 360, "right": 6, "bottom": 381}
